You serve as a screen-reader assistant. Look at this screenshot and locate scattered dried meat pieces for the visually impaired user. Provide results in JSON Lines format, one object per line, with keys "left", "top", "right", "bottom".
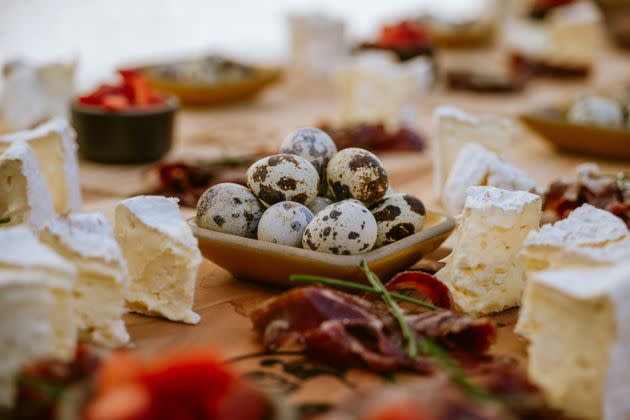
{"left": 319, "top": 122, "right": 425, "bottom": 153}
{"left": 321, "top": 359, "right": 565, "bottom": 420}
{"left": 542, "top": 165, "right": 630, "bottom": 227}
{"left": 151, "top": 155, "right": 263, "bottom": 208}
{"left": 250, "top": 286, "right": 496, "bottom": 374}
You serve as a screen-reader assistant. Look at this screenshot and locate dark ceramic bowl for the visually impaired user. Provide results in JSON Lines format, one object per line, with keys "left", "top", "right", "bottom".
{"left": 71, "top": 97, "right": 178, "bottom": 164}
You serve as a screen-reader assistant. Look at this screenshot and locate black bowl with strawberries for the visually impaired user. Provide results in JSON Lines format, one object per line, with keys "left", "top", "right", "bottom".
{"left": 72, "top": 69, "right": 178, "bottom": 164}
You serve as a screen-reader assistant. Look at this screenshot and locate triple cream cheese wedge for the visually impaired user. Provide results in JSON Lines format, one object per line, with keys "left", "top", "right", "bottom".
{"left": 521, "top": 203, "right": 630, "bottom": 271}
{"left": 0, "top": 118, "right": 81, "bottom": 215}
{"left": 0, "top": 226, "right": 75, "bottom": 406}
{"left": 432, "top": 106, "right": 514, "bottom": 196}
{"left": 442, "top": 143, "right": 537, "bottom": 215}
{"left": 436, "top": 186, "right": 542, "bottom": 315}
{"left": 115, "top": 196, "right": 202, "bottom": 324}
{"left": 0, "top": 140, "right": 55, "bottom": 231}
{"left": 517, "top": 263, "right": 630, "bottom": 420}
{"left": 40, "top": 213, "right": 130, "bottom": 348}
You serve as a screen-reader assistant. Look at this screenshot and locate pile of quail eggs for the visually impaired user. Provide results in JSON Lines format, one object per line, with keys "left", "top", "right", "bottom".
{"left": 196, "top": 127, "right": 427, "bottom": 255}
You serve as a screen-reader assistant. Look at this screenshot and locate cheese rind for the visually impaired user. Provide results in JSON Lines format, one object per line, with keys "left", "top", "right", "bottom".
{"left": 442, "top": 143, "right": 536, "bottom": 215}
{"left": 40, "top": 213, "right": 130, "bottom": 348}
{"left": 517, "top": 263, "right": 630, "bottom": 420}
{"left": 0, "top": 140, "right": 55, "bottom": 231}
{"left": 115, "top": 196, "right": 201, "bottom": 324}
{"left": 521, "top": 203, "right": 630, "bottom": 271}
{"left": 0, "top": 118, "right": 81, "bottom": 215}
{"left": 0, "top": 225, "right": 77, "bottom": 405}
{"left": 436, "top": 186, "right": 542, "bottom": 315}
{"left": 432, "top": 106, "right": 514, "bottom": 196}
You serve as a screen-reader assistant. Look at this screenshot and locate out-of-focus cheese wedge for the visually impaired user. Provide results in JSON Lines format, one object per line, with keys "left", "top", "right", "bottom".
{"left": 0, "top": 140, "right": 55, "bottom": 231}
{"left": 335, "top": 52, "right": 419, "bottom": 131}
{"left": 517, "top": 263, "right": 630, "bottom": 420}
{"left": 0, "top": 118, "right": 81, "bottom": 215}
{"left": 115, "top": 196, "right": 201, "bottom": 324}
{"left": 432, "top": 106, "right": 514, "bottom": 196}
{"left": 40, "top": 213, "right": 130, "bottom": 348}
{"left": 506, "top": 0, "right": 602, "bottom": 69}
{"left": 521, "top": 203, "right": 630, "bottom": 271}
{"left": 436, "top": 186, "right": 542, "bottom": 315}
{"left": 442, "top": 143, "right": 537, "bottom": 215}
{"left": 0, "top": 226, "right": 76, "bottom": 406}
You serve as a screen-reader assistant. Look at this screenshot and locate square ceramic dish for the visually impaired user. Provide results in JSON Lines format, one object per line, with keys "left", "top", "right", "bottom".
{"left": 520, "top": 107, "right": 630, "bottom": 161}
{"left": 188, "top": 210, "right": 455, "bottom": 288}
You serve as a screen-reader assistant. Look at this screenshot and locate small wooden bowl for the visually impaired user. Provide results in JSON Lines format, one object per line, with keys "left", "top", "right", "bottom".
{"left": 189, "top": 210, "right": 455, "bottom": 288}
{"left": 520, "top": 107, "right": 630, "bottom": 161}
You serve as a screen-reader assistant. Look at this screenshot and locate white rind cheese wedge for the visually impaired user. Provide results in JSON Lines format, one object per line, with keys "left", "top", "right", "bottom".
{"left": 442, "top": 143, "right": 537, "bottom": 215}
{"left": 0, "top": 226, "right": 76, "bottom": 406}
{"left": 436, "top": 186, "right": 542, "bottom": 315}
{"left": 115, "top": 196, "right": 201, "bottom": 324}
{"left": 432, "top": 106, "right": 514, "bottom": 196}
{"left": 0, "top": 118, "right": 81, "bottom": 215}
{"left": 517, "top": 263, "right": 630, "bottom": 420}
{"left": 521, "top": 203, "right": 630, "bottom": 271}
{"left": 40, "top": 213, "right": 130, "bottom": 348}
{"left": 0, "top": 140, "right": 55, "bottom": 231}
{"left": 335, "top": 52, "right": 419, "bottom": 132}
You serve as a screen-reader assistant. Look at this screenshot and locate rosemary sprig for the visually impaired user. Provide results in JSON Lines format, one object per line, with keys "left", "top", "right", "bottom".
{"left": 0, "top": 216, "right": 10, "bottom": 224}
{"left": 289, "top": 274, "right": 440, "bottom": 311}
{"left": 420, "top": 338, "right": 493, "bottom": 402}
{"left": 16, "top": 374, "right": 66, "bottom": 400}
{"left": 360, "top": 260, "right": 418, "bottom": 360}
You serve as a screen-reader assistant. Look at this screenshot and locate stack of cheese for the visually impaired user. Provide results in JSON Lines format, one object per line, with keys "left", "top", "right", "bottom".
{"left": 516, "top": 204, "right": 630, "bottom": 420}
{"left": 0, "top": 120, "right": 203, "bottom": 408}
{"left": 432, "top": 106, "right": 536, "bottom": 216}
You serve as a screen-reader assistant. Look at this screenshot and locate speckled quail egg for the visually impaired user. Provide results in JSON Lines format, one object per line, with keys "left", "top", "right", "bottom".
{"left": 326, "top": 148, "right": 389, "bottom": 204}
{"left": 369, "top": 193, "right": 426, "bottom": 247}
{"left": 567, "top": 96, "right": 626, "bottom": 128}
{"left": 307, "top": 196, "right": 333, "bottom": 215}
{"left": 280, "top": 127, "right": 337, "bottom": 183}
{"left": 257, "top": 201, "right": 314, "bottom": 247}
{"left": 246, "top": 154, "right": 319, "bottom": 207}
{"left": 302, "top": 199, "right": 377, "bottom": 255}
{"left": 196, "top": 183, "right": 264, "bottom": 238}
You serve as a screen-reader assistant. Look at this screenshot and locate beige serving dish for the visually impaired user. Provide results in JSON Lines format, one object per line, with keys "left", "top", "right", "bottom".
{"left": 189, "top": 210, "right": 455, "bottom": 288}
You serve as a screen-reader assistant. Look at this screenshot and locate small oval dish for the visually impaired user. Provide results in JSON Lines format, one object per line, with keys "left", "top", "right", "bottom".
{"left": 520, "top": 107, "right": 630, "bottom": 161}
{"left": 189, "top": 210, "right": 455, "bottom": 287}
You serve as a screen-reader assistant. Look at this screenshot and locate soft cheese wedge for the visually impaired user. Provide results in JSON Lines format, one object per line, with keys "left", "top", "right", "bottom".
{"left": 0, "top": 226, "right": 76, "bottom": 406}
{"left": 517, "top": 262, "right": 630, "bottom": 420}
{"left": 433, "top": 106, "right": 514, "bottom": 196}
{"left": 0, "top": 118, "right": 81, "bottom": 215}
{"left": 521, "top": 204, "right": 630, "bottom": 271}
{"left": 115, "top": 196, "right": 201, "bottom": 324}
{"left": 442, "top": 143, "right": 537, "bottom": 215}
{"left": 0, "top": 140, "right": 55, "bottom": 231}
{"left": 436, "top": 186, "right": 542, "bottom": 315}
{"left": 40, "top": 213, "right": 130, "bottom": 348}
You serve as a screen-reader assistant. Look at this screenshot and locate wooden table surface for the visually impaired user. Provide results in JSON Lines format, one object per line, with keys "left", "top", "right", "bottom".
{"left": 80, "top": 45, "right": 630, "bottom": 412}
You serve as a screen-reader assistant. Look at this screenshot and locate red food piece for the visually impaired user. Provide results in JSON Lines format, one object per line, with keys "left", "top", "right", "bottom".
{"left": 250, "top": 286, "right": 496, "bottom": 373}
{"left": 101, "top": 94, "right": 131, "bottom": 111}
{"left": 378, "top": 21, "right": 432, "bottom": 49}
{"left": 383, "top": 271, "right": 454, "bottom": 310}
{"left": 320, "top": 122, "right": 425, "bottom": 153}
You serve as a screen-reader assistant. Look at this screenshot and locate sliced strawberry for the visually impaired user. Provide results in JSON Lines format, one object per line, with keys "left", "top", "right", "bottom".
{"left": 101, "top": 94, "right": 131, "bottom": 111}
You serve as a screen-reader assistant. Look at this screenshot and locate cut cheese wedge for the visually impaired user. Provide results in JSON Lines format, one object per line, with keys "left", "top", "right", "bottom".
{"left": 436, "top": 186, "right": 542, "bottom": 315}
{"left": 0, "top": 226, "right": 76, "bottom": 406}
{"left": 0, "top": 118, "right": 81, "bottom": 215}
{"left": 0, "top": 140, "right": 55, "bottom": 231}
{"left": 40, "top": 213, "right": 130, "bottom": 348}
{"left": 442, "top": 143, "right": 537, "bottom": 215}
{"left": 115, "top": 196, "right": 201, "bottom": 324}
{"left": 517, "top": 262, "right": 630, "bottom": 420}
{"left": 432, "top": 106, "right": 514, "bottom": 196}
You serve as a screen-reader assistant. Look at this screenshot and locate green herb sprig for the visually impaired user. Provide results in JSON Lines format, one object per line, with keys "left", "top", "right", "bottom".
{"left": 0, "top": 216, "right": 10, "bottom": 225}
